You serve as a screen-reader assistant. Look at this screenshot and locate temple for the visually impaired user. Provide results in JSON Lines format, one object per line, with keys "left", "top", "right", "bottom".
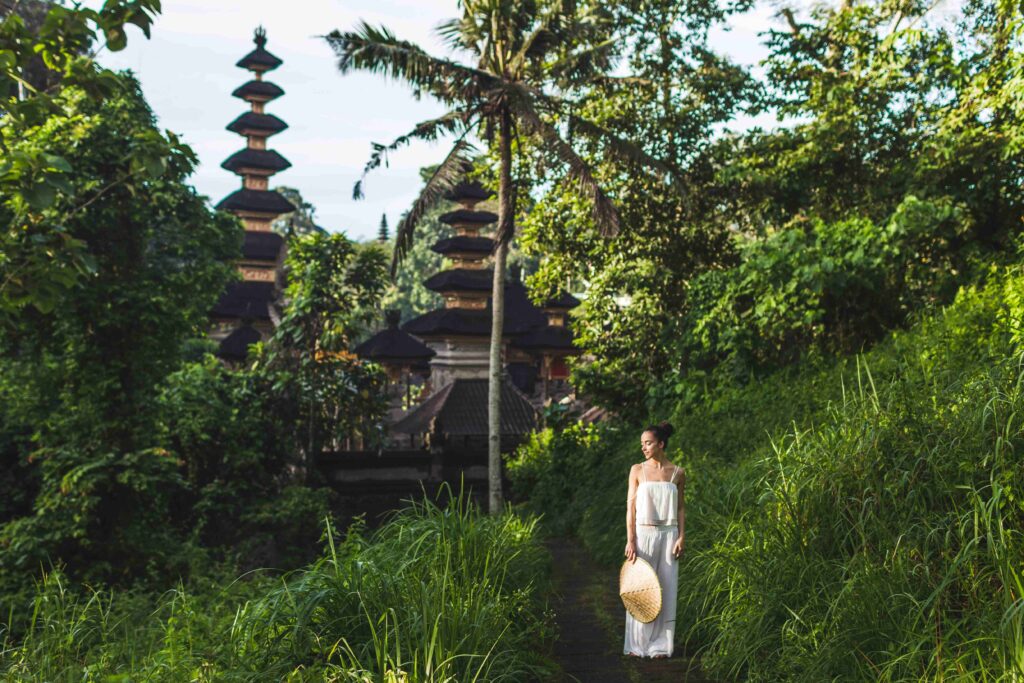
{"left": 209, "top": 27, "right": 295, "bottom": 362}
{"left": 355, "top": 180, "right": 582, "bottom": 451}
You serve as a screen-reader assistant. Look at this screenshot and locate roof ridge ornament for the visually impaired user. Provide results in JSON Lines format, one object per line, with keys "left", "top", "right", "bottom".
{"left": 254, "top": 25, "right": 267, "bottom": 48}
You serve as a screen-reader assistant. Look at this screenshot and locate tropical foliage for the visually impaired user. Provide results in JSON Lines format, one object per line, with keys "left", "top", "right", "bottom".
{"left": 0, "top": 487, "right": 554, "bottom": 682}
{"left": 511, "top": 258, "right": 1024, "bottom": 680}
{"left": 327, "top": 0, "right": 680, "bottom": 510}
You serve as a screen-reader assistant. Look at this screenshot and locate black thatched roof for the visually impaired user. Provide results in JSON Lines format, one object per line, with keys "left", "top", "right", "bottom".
{"left": 439, "top": 209, "right": 498, "bottom": 226}
{"left": 217, "top": 189, "right": 295, "bottom": 215}
{"left": 237, "top": 28, "right": 282, "bottom": 72}
{"left": 217, "top": 324, "right": 262, "bottom": 361}
{"left": 430, "top": 236, "right": 495, "bottom": 255}
{"left": 226, "top": 112, "right": 288, "bottom": 136}
{"left": 402, "top": 308, "right": 491, "bottom": 337}
{"left": 390, "top": 378, "right": 538, "bottom": 436}
{"left": 221, "top": 148, "right": 292, "bottom": 174}
{"left": 544, "top": 292, "right": 581, "bottom": 308}
{"left": 511, "top": 324, "right": 578, "bottom": 351}
{"left": 504, "top": 279, "right": 550, "bottom": 333}
{"left": 211, "top": 281, "right": 275, "bottom": 320}
{"left": 356, "top": 309, "right": 435, "bottom": 362}
{"left": 241, "top": 231, "right": 284, "bottom": 261}
{"left": 402, "top": 280, "right": 546, "bottom": 338}
{"left": 354, "top": 328, "right": 435, "bottom": 362}
{"left": 444, "top": 181, "right": 493, "bottom": 202}
{"left": 232, "top": 80, "right": 284, "bottom": 101}
{"left": 424, "top": 268, "right": 493, "bottom": 293}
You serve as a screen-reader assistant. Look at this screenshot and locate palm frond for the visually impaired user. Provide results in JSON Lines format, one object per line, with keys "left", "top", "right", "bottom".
{"left": 564, "top": 114, "right": 684, "bottom": 191}
{"left": 353, "top": 109, "right": 474, "bottom": 200}
{"left": 325, "top": 22, "right": 496, "bottom": 106}
{"left": 504, "top": 86, "right": 620, "bottom": 237}
{"left": 520, "top": 83, "right": 684, "bottom": 189}
{"left": 436, "top": 16, "right": 482, "bottom": 55}
{"left": 391, "top": 138, "right": 476, "bottom": 278}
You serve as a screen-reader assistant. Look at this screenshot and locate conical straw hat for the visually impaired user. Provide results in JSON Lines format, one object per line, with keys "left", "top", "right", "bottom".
{"left": 619, "top": 557, "right": 662, "bottom": 623}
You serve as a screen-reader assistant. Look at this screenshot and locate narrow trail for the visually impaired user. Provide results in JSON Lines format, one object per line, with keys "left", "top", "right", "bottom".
{"left": 546, "top": 537, "right": 712, "bottom": 683}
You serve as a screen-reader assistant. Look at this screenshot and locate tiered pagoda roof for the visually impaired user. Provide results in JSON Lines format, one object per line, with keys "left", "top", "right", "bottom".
{"left": 402, "top": 279, "right": 549, "bottom": 339}
{"left": 241, "top": 231, "right": 285, "bottom": 261}
{"left": 444, "top": 180, "right": 494, "bottom": 203}
{"left": 424, "top": 268, "right": 493, "bottom": 293}
{"left": 439, "top": 209, "right": 499, "bottom": 226}
{"left": 232, "top": 80, "right": 284, "bottom": 101}
{"left": 235, "top": 28, "right": 283, "bottom": 72}
{"left": 430, "top": 235, "right": 495, "bottom": 256}
{"left": 221, "top": 149, "right": 292, "bottom": 174}
{"left": 211, "top": 26, "right": 295, "bottom": 363}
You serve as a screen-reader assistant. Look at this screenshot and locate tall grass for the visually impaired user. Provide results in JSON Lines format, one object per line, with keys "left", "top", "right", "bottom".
{"left": 511, "top": 266, "right": 1024, "bottom": 680}
{"left": 0, "top": 484, "right": 554, "bottom": 681}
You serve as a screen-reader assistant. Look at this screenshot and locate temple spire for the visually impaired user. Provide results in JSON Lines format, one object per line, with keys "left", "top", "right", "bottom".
{"left": 210, "top": 28, "right": 295, "bottom": 363}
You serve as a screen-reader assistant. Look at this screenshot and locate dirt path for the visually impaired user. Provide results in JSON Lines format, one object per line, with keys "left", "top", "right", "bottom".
{"left": 546, "top": 537, "right": 712, "bottom": 683}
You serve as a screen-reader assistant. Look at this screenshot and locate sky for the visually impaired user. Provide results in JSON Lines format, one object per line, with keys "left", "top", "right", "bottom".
{"left": 88, "top": 0, "right": 884, "bottom": 241}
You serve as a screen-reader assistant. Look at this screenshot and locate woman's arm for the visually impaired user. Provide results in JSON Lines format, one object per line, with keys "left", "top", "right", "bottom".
{"left": 625, "top": 464, "right": 639, "bottom": 562}
{"left": 673, "top": 469, "right": 686, "bottom": 558}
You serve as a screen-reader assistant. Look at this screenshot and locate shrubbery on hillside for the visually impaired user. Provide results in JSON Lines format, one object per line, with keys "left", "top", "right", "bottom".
{"left": 511, "top": 262, "right": 1024, "bottom": 680}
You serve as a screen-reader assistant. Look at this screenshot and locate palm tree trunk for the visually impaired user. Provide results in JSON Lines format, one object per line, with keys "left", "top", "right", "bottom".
{"left": 488, "top": 107, "right": 513, "bottom": 514}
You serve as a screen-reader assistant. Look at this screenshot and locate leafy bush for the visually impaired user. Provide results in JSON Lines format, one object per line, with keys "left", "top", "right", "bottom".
{"left": 679, "top": 196, "right": 975, "bottom": 379}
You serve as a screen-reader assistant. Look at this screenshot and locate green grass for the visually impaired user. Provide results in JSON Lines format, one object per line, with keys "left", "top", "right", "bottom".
{"left": 510, "top": 265, "right": 1024, "bottom": 681}
{"left": 0, "top": 484, "right": 555, "bottom": 682}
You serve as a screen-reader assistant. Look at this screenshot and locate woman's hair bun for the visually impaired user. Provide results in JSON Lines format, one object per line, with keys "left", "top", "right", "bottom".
{"left": 643, "top": 421, "right": 675, "bottom": 447}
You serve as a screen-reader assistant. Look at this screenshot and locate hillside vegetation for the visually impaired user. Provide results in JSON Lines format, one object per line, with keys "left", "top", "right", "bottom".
{"left": 511, "top": 262, "right": 1024, "bottom": 680}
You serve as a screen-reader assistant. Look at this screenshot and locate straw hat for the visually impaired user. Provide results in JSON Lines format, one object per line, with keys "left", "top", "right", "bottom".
{"left": 619, "top": 557, "right": 662, "bottom": 623}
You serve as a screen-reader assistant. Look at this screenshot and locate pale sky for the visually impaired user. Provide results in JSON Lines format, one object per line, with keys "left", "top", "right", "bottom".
{"left": 91, "top": 0, "right": 954, "bottom": 241}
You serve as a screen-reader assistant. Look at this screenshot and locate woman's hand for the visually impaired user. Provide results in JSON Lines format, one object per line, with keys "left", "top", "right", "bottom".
{"left": 624, "top": 540, "right": 637, "bottom": 563}
{"left": 672, "top": 537, "right": 685, "bottom": 559}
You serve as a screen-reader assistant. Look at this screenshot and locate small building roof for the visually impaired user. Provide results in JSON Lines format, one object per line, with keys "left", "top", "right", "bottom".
{"left": 544, "top": 291, "right": 581, "bottom": 309}
{"left": 217, "top": 324, "right": 263, "bottom": 361}
{"left": 511, "top": 324, "right": 579, "bottom": 352}
{"left": 439, "top": 209, "right": 498, "bottom": 226}
{"left": 444, "top": 180, "right": 494, "bottom": 202}
{"left": 424, "top": 268, "right": 493, "bottom": 293}
{"left": 232, "top": 79, "right": 285, "bottom": 102}
{"left": 236, "top": 27, "right": 283, "bottom": 72}
{"left": 241, "top": 230, "right": 285, "bottom": 261}
{"left": 390, "top": 378, "right": 538, "bottom": 436}
{"left": 211, "top": 281, "right": 275, "bottom": 320}
{"left": 226, "top": 112, "right": 288, "bottom": 136}
{"left": 221, "top": 148, "right": 292, "bottom": 174}
{"left": 430, "top": 235, "right": 495, "bottom": 256}
{"left": 504, "top": 279, "right": 550, "bottom": 332}
{"left": 217, "top": 188, "right": 296, "bottom": 215}
{"left": 355, "top": 310, "right": 436, "bottom": 362}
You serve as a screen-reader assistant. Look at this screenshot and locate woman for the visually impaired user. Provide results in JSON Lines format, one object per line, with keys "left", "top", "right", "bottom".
{"left": 623, "top": 421, "right": 685, "bottom": 658}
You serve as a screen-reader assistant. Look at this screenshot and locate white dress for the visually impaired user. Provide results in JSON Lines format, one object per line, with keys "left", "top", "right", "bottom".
{"left": 624, "top": 463, "right": 681, "bottom": 658}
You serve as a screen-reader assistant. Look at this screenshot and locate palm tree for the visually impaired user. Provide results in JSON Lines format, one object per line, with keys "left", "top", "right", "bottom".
{"left": 326, "top": 0, "right": 680, "bottom": 514}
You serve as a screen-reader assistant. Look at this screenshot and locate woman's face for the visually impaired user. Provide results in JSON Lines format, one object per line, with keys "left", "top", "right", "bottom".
{"left": 640, "top": 431, "right": 663, "bottom": 459}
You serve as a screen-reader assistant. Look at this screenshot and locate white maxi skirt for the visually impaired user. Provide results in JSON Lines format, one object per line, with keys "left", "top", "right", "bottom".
{"left": 623, "top": 524, "right": 678, "bottom": 657}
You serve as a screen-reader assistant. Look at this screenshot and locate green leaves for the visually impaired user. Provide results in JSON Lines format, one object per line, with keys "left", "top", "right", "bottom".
{"left": 1, "top": 2, "right": 165, "bottom": 317}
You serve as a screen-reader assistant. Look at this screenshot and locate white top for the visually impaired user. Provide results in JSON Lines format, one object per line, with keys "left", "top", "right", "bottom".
{"left": 635, "top": 464, "right": 681, "bottom": 526}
